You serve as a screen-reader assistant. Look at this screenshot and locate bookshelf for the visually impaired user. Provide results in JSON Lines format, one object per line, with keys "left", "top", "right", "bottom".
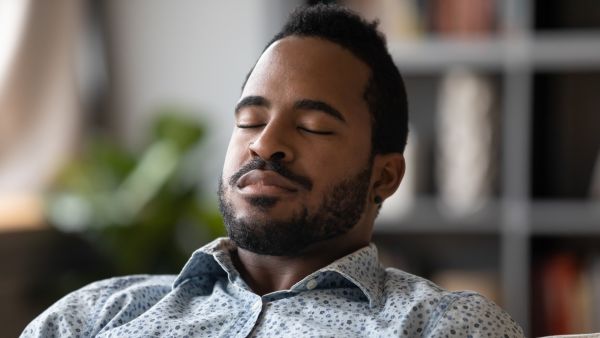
{"left": 387, "top": 34, "right": 600, "bottom": 72}
{"left": 306, "top": 0, "right": 600, "bottom": 335}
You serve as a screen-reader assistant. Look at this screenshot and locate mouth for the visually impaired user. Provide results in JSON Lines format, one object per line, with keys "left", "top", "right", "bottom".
{"left": 236, "top": 170, "right": 299, "bottom": 195}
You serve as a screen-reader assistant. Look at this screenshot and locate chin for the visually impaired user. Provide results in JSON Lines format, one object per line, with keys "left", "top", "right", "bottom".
{"left": 242, "top": 194, "right": 280, "bottom": 209}
{"left": 243, "top": 201, "right": 296, "bottom": 219}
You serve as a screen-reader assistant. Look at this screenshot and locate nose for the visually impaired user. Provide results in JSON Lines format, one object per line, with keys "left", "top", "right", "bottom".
{"left": 248, "top": 123, "right": 294, "bottom": 162}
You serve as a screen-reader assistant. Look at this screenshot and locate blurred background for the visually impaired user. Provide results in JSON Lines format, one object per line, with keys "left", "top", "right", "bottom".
{"left": 1, "top": 0, "right": 600, "bottom": 336}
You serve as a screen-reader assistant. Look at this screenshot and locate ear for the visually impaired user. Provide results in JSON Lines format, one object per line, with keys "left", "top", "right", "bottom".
{"left": 371, "top": 153, "right": 405, "bottom": 202}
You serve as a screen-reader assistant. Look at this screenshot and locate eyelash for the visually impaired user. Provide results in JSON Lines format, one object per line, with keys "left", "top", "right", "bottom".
{"left": 237, "top": 124, "right": 264, "bottom": 129}
{"left": 236, "top": 124, "right": 333, "bottom": 136}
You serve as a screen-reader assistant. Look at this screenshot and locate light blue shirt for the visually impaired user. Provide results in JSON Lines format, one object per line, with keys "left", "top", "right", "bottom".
{"left": 21, "top": 237, "right": 524, "bottom": 337}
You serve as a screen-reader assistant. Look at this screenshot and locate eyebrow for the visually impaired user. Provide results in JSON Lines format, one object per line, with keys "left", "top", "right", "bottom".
{"left": 235, "top": 96, "right": 346, "bottom": 123}
{"left": 293, "top": 99, "right": 346, "bottom": 123}
{"left": 235, "top": 96, "right": 270, "bottom": 114}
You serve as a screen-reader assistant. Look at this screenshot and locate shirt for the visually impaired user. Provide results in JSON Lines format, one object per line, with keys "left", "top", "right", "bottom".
{"left": 21, "top": 237, "right": 525, "bottom": 337}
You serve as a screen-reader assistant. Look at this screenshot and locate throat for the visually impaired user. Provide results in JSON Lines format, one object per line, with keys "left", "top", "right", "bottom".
{"left": 231, "top": 249, "right": 312, "bottom": 295}
{"left": 230, "top": 237, "right": 368, "bottom": 295}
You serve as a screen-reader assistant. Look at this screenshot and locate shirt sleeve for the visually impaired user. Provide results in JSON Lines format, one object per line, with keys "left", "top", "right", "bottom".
{"left": 19, "top": 275, "right": 173, "bottom": 338}
{"left": 426, "top": 292, "right": 525, "bottom": 338}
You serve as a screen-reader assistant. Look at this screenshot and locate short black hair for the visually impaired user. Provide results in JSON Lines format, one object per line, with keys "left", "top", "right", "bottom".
{"left": 243, "top": 4, "right": 408, "bottom": 154}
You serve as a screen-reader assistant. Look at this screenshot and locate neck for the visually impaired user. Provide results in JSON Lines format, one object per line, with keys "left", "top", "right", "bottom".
{"left": 232, "top": 235, "right": 369, "bottom": 296}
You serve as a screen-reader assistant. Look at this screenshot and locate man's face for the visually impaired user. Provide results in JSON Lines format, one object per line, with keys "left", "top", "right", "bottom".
{"left": 219, "top": 36, "right": 374, "bottom": 256}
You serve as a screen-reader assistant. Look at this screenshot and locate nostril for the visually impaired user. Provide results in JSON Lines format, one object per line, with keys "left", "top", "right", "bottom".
{"left": 270, "top": 152, "right": 285, "bottom": 161}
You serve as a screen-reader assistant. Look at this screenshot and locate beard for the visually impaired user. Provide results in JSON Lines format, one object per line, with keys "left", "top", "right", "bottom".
{"left": 218, "top": 159, "right": 372, "bottom": 256}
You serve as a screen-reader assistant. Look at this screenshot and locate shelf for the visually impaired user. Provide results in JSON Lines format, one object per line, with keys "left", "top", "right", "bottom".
{"left": 531, "top": 32, "right": 600, "bottom": 70}
{"left": 389, "top": 32, "right": 600, "bottom": 72}
{"left": 530, "top": 200, "right": 600, "bottom": 234}
{"left": 375, "top": 197, "right": 500, "bottom": 233}
{"left": 389, "top": 38, "right": 507, "bottom": 72}
{"left": 375, "top": 198, "right": 600, "bottom": 235}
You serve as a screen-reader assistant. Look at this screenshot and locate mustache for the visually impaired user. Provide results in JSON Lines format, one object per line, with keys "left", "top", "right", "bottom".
{"left": 229, "top": 157, "right": 313, "bottom": 191}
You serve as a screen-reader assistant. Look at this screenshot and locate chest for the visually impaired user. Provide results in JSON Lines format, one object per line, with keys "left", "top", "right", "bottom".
{"left": 96, "top": 279, "right": 414, "bottom": 338}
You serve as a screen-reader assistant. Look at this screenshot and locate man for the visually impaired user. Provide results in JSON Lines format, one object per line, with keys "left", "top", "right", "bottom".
{"left": 22, "top": 5, "right": 525, "bottom": 337}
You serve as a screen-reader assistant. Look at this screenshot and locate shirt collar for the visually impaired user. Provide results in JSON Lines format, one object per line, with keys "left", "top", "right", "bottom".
{"left": 172, "top": 237, "right": 237, "bottom": 288}
{"left": 319, "top": 243, "right": 385, "bottom": 307}
{"left": 173, "top": 237, "right": 385, "bottom": 307}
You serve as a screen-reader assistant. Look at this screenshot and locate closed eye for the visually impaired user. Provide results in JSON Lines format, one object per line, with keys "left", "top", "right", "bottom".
{"left": 298, "top": 127, "right": 334, "bottom": 135}
{"left": 237, "top": 124, "right": 265, "bottom": 129}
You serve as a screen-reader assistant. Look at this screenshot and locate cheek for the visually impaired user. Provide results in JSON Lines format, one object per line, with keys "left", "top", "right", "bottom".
{"left": 309, "top": 134, "right": 371, "bottom": 169}
{"left": 222, "top": 134, "right": 247, "bottom": 179}
{"left": 305, "top": 145, "right": 370, "bottom": 190}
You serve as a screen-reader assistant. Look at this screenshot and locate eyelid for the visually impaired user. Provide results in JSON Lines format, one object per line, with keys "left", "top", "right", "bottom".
{"left": 237, "top": 125, "right": 332, "bottom": 135}
{"left": 235, "top": 108, "right": 266, "bottom": 126}
{"left": 298, "top": 126, "right": 334, "bottom": 135}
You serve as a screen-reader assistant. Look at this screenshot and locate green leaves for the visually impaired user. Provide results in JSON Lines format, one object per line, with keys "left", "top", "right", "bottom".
{"left": 46, "top": 110, "right": 224, "bottom": 274}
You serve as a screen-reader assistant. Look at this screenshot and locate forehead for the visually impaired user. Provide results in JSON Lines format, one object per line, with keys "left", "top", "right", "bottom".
{"left": 242, "top": 36, "right": 371, "bottom": 120}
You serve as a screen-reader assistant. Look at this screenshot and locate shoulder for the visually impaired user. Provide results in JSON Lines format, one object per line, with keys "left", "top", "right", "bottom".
{"left": 381, "top": 267, "right": 525, "bottom": 337}
{"left": 76, "top": 274, "right": 176, "bottom": 296}
{"left": 382, "top": 266, "right": 447, "bottom": 301}
{"left": 51, "top": 274, "right": 176, "bottom": 314}
{"left": 20, "top": 274, "right": 176, "bottom": 338}
{"left": 426, "top": 291, "right": 525, "bottom": 337}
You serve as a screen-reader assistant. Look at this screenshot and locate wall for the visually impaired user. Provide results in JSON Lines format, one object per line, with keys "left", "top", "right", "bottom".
{"left": 104, "top": 0, "right": 302, "bottom": 189}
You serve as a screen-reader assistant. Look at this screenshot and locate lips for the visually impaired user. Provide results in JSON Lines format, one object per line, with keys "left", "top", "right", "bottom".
{"left": 237, "top": 170, "right": 299, "bottom": 192}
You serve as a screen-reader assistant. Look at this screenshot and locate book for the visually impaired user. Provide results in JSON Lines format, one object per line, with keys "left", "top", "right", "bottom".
{"left": 436, "top": 69, "right": 497, "bottom": 216}
{"left": 533, "top": 252, "right": 596, "bottom": 336}
{"left": 430, "top": 0, "right": 496, "bottom": 37}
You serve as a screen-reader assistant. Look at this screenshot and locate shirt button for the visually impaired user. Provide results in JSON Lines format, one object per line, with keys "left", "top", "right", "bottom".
{"left": 306, "top": 279, "right": 318, "bottom": 290}
{"left": 252, "top": 300, "right": 262, "bottom": 312}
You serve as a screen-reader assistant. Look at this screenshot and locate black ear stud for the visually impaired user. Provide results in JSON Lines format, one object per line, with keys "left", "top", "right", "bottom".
{"left": 374, "top": 195, "right": 382, "bottom": 204}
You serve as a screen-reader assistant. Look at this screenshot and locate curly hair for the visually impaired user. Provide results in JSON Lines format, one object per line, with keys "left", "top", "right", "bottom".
{"left": 242, "top": 4, "right": 408, "bottom": 154}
